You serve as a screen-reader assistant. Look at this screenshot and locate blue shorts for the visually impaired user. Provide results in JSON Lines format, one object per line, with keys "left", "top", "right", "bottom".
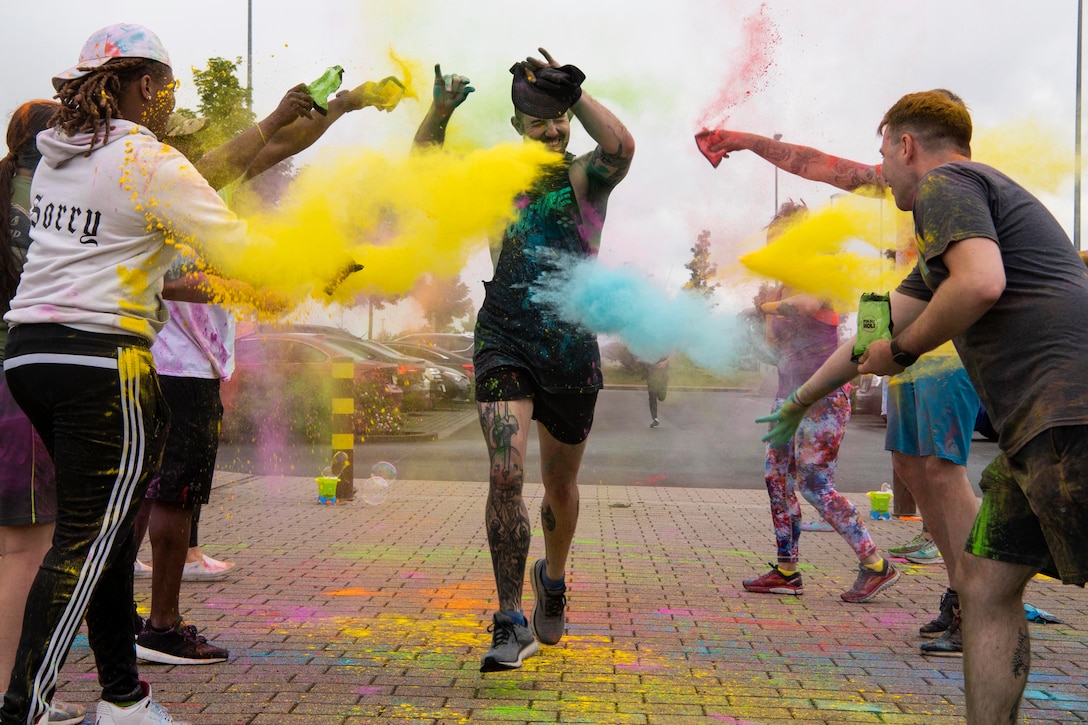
{"left": 885, "top": 361, "right": 978, "bottom": 465}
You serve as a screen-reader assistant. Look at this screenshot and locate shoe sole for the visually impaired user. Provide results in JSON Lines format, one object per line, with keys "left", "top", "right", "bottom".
{"left": 920, "top": 647, "right": 963, "bottom": 658}
{"left": 841, "top": 569, "right": 901, "bottom": 603}
{"left": 919, "top": 629, "right": 948, "bottom": 638}
{"left": 742, "top": 585, "right": 803, "bottom": 595}
{"left": 904, "top": 557, "right": 944, "bottom": 565}
{"left": 136, "top": 643, "right": 228, "bottom": 665}
{"left": 479, "top": 640, "right": 539, "bottom": 672}
{"left": 530, "top": 560, "right": 565, "bottom": 645}
{"left": 181, "top": 571, "right": 231, "bottom": 582}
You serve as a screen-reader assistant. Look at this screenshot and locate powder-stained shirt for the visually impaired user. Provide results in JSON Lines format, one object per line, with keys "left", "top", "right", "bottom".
{"left": 768, "top": 295, "right": 840, "bottom": 399}
{"left": 896, "top": 161, "right": 1088, "bottom": 455}
{"left": 474, "top": 153, "right": 602, "bottom": 393}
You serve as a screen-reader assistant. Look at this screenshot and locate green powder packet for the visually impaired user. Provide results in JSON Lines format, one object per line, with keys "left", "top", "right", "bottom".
{"left": 852, "top": 292, "right": 891, "bottom": 362}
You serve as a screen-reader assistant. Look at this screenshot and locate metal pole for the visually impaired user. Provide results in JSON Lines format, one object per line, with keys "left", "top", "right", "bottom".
{"left": 1076, "top": 0, "right": 1083, "bottom": 249}
{"left": 773, "top": 133, "right": 783, "bottom": 212}
{"left": 247, "top": 0, "right": 253, "bottom": 111}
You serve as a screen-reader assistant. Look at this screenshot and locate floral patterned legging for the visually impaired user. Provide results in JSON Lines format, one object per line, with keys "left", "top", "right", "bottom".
{"left": 764, "top": 388, "right": 876, "bottom": 565}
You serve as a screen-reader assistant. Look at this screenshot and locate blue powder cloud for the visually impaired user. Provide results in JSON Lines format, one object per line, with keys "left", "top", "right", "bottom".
{"left": 530, "top": 256, "right": 744, "bottom": 372}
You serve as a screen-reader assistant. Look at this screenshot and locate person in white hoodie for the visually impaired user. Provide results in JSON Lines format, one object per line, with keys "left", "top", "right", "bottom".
{"left": 0, "top": 24, "right": 251, "bottom": 725}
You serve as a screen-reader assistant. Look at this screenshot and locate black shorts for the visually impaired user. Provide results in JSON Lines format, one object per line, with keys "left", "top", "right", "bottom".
{"left": 145, "top": 376, "right": 223, "bottom": 506}
{"left": 475, "top": 366, "right": 597, "bottom": 445}
{"left": 966, "top": 425, "right": 1088, "bottom": 586}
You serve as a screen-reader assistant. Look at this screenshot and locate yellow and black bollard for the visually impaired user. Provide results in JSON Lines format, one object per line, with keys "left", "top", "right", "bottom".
{"left": 331, "top": 356, "right": 355, "bottom": 501}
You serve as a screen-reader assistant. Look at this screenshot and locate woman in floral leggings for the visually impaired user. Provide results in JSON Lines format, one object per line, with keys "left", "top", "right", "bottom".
{"left": 743, "top": 202, "right": 901, "bottom": 603}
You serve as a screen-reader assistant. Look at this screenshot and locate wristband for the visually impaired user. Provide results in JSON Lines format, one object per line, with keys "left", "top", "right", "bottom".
{"left": 889, "top": 339, "right": 919, "bottom": 367}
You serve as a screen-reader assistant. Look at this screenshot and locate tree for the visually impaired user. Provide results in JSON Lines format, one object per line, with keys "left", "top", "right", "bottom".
{"left": 178, "top": 57, "right": 297, "bottom": 208}
{"left": 412, "top": 274, "right": 473, "bottom": 332}
{"left": 683, "top": 229, "right": 720, "bottom": 299}
{"left": 191, "top": 57, "right": 254, "bottom": 151}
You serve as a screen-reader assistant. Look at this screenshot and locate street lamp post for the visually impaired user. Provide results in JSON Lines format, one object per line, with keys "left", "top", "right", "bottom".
{"left": 773, "top": 133, "right": 783, "bottom": 213}
{"left": 247, "top": 0, "right": 253, "bottom": 111}
{"left": 1076, "top": 0, "right": 1083, "bottom": 250}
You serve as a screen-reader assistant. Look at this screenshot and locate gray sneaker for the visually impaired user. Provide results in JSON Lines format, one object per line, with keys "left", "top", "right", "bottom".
{"left": 920, "top": 608, "right": 963, "bottom": 657}
{"left": 904, "top": 540, "right": 944, "bottom": 565}
{"left": 530, "top": 558, "right": 567, "bottom": 645}
{"left": 888, "top": 530, "right": 930, "bottom": 556}
{"left": 480, "top": 612, "right": 539, "bottom": 672}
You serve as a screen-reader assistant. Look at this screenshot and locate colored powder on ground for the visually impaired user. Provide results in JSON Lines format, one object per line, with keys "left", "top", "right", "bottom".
{"left": 195, "top": 142, "right": 560, "bottom": 310}
{"left": 696, "top": 3, "right": 780, "bottom": 130}
{"left": 737, "top": 195, "right": 906, "bottom": 312}
{"left": 530, "top": 257, "right": 740, "bottom": 371}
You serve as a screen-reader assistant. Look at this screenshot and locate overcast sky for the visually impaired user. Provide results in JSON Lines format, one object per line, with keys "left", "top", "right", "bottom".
{"left": 3, "top": 1, "right": 1083, "bottom": 332}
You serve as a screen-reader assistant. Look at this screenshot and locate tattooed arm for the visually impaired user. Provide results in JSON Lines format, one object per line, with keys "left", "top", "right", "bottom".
{"left": 569, "top": 90, "right": 636, "bottom": 190}
{"left": 694, "top": 130, "right": 885, "bottom": 196}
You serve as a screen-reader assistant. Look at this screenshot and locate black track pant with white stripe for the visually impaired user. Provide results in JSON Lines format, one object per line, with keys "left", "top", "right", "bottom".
{"left": 0, "top": 324, "right": 169, "bottom": 725}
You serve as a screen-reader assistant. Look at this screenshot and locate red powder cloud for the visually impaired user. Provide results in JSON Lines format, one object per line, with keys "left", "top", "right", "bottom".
{"left": 696, "top": 3, "right": 781, "bottom": 130}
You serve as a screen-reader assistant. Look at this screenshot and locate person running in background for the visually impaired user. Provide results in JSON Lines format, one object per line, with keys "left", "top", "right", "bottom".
{"left": 646, "top": 355, "right": 670, "bottom": 427}
{"left": 742, "top": 201, "right": 900, "bottom": 604}
{"left": 414, "top": 49, "right": 635, "bottom": 672}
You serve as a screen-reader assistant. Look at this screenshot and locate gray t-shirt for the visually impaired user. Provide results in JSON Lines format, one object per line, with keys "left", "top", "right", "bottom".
{"left": 897, "top": 161, "right": 1088, "bottom": 456}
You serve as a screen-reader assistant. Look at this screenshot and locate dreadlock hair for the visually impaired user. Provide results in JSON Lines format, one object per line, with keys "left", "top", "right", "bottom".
{"left": 1, "top": 100, "right": 60, "bottom": 311}
{"left": 53, "top": 57, "right": 171, "bottom": 153}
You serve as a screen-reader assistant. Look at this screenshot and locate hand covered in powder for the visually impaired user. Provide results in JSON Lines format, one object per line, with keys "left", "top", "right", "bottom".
{"left": 430, "top": 64, "right": 474, "bottom": 117}
{"left": 265, "top": 83, "right": 315, "bottom": 132}
{"left": 694, "top": 129, "right": 750, "bottom": 168}
{"left": 755, "top": 392, "right": 810, "bottom": 447}
{"left": 522, "top": 48, "right": 584, "bottom": 107}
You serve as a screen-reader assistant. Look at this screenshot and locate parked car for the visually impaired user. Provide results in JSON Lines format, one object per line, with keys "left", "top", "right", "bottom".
{"left": 341, "top": 337, "right": 472, "bottom": 404}
{"left": 382, "top": 340, "right": 475, "bottom": 380}
{"left": 256, "top": 325, "right": 470, "bottom": 406}
{"left": 393, "top": 332, "right": 474, "bottom": 356}
{"left": 220, "top": 332, "right": 403, "bottom": 441}
{"left": 852, "top": 374, "right": 886, "bottom": 418}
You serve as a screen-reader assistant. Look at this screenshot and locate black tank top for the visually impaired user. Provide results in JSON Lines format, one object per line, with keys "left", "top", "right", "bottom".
{"left": 473, "top": 153, "right": 602, "bottom": 393}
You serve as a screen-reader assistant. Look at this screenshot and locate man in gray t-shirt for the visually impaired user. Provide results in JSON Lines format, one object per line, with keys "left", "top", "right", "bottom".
{"left": 755, "top": 90, "right": 1088, "bottom": 724}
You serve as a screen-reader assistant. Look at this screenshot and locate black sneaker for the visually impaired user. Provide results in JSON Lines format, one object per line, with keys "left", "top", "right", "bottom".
{"left": 920, "top": 608, "right": 963, "bottom": 657}
{"left": 136, "top": 619, "right": 228, "bottom": 665}
{"left": 480, "top": 612, "right": 538, "bottom": 672}
{"left": 920, "top": 589, "right": 958, "bottom": 638}
{"left": 530, "top": 559, "right": 567, "bottom": 645}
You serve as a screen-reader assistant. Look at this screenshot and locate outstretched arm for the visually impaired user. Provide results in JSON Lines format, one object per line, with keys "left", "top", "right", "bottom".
{"left": 694, "top": 129, "right": 884, "bottom": 195}
{"left": 247, "top": 77, "right": 406, "bottom": 179}
{"left": 194, "top": 84, "right": 313, "bottom": 190}
{"left": 413, "top": 64, "right": 474, "bottom": 149}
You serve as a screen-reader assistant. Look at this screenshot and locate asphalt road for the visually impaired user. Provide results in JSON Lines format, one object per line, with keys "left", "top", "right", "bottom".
{"left": 216, "top": 388, "right": 999, "bottom": 493}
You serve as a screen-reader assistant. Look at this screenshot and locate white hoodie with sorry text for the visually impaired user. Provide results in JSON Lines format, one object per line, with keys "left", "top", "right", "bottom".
{"left": 5, "top": 120, "right": 249, "bottom": 343}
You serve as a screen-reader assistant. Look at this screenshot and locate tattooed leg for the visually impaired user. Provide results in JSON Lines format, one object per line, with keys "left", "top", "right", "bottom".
{"left": 959, "top": 554, "right": 1036, "bottom": 725}
{"left": 537, "top": 423, "right": 587, "bottom": 582}
{"left": 479, "top": 400, "right": 532, "bottom": 612}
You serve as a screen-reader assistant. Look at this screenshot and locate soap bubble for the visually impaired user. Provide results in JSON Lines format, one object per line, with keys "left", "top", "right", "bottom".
{"left": 370, "top": 461, "right": 397, "bottom": 483}
{"left": 360, "top": 476, "right": 389, "bottom": 506}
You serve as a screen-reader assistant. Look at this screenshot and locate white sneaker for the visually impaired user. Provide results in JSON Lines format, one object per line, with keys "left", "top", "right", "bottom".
{"left": 133, "top": 559, "right": 153, "bottom": 579}
{"left": 95, "top": 682, "right": 188, "bottom": 725}
{"left": 44, "top": 697, "right": 87, "bottom": 725}
{"left": 181, "top": 555, "right": 234, "bottom": 582}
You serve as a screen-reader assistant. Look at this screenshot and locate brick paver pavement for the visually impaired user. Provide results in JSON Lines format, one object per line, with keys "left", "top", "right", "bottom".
{"left": 53, "top": 473, "right": 1086, "bottom": 724}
